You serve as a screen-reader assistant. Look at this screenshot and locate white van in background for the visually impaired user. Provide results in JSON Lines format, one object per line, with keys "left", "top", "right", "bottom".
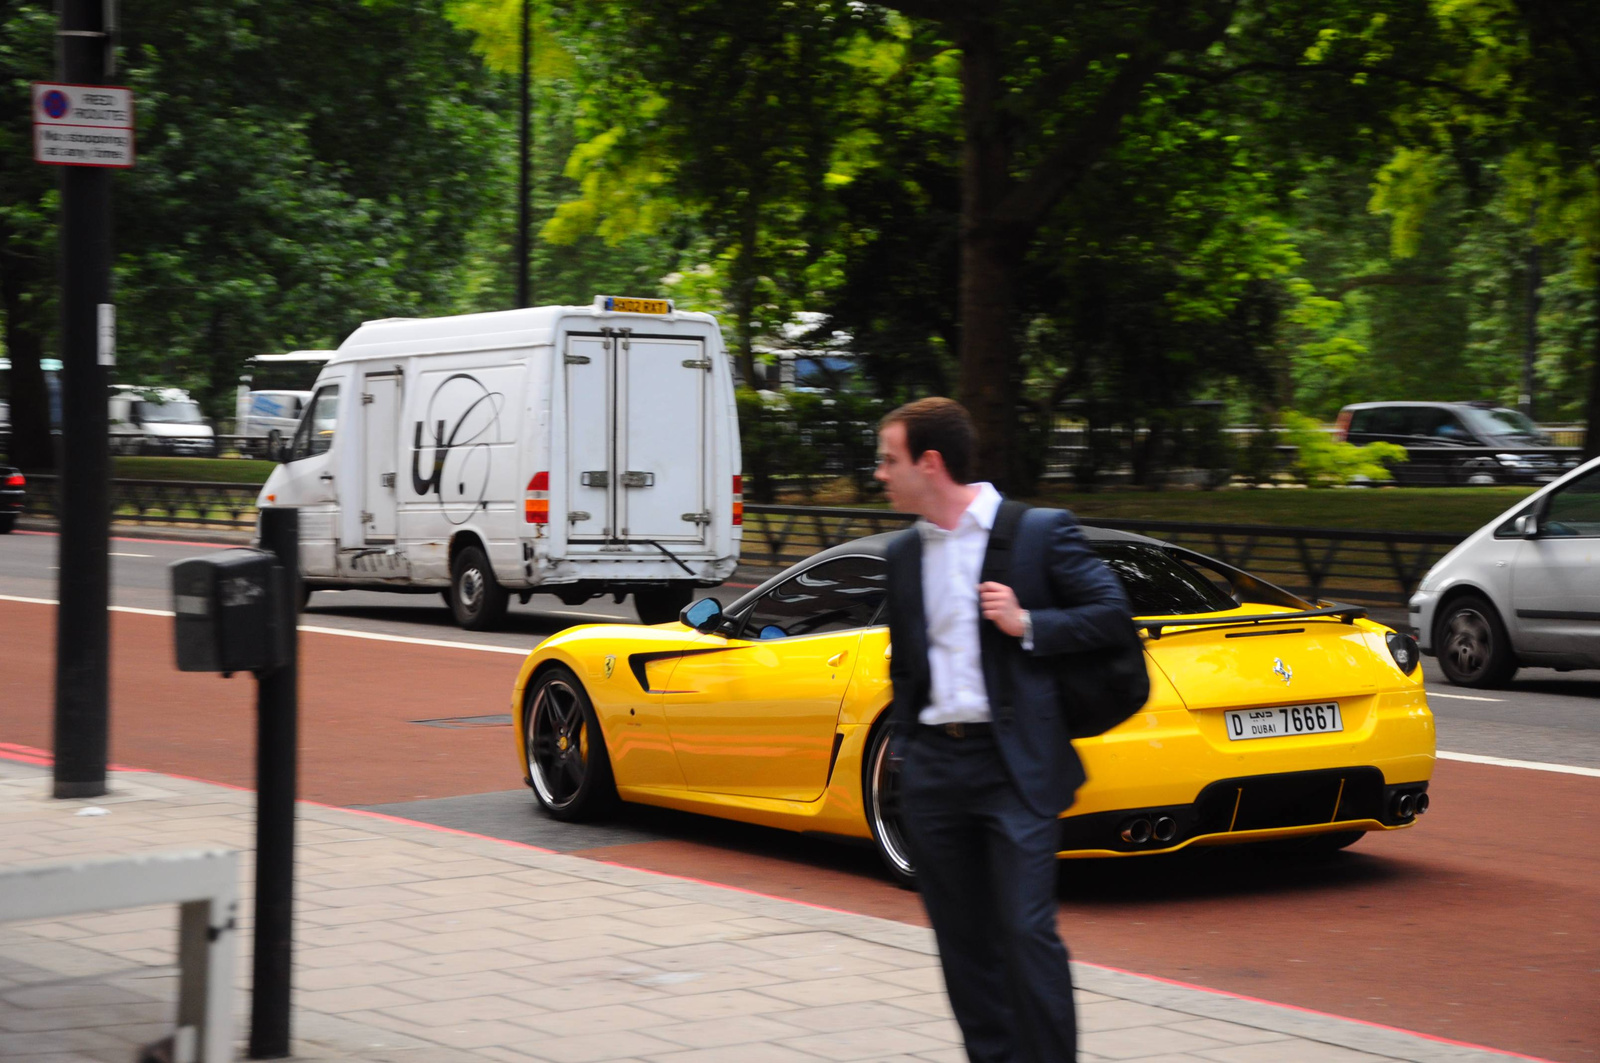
{"left": 237, "top": 390, "right": 310, "bottom": 458}
{"left": 236, "top": 351, "right": 334, "bottom": 458}
{"left": 257, "top": 297, "right": 743, "bottom": 629}
{"left": 108, "top": 386, "right": 217, "bottom": 456}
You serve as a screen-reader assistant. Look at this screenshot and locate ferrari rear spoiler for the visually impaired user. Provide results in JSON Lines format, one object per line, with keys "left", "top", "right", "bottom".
{"left": 1137, "top": 603, "right": 1367, "bottom": 639}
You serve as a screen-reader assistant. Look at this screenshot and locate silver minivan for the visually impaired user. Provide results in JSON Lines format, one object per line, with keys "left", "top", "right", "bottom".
{"left": 1411, "top": 454, "right": 1600, "bottom": 686}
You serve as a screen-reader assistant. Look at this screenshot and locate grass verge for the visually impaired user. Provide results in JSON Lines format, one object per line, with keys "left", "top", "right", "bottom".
{"left": 112, "top": 456, "right": 275, "bottom": 484}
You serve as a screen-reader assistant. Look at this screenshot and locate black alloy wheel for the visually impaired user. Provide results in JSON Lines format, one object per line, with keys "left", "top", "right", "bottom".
{"left": 525, "top": 668, "right": 616, "bottom": 821}
{"left": 1436, "top": 594, "right": 1517, "bottom": 688}
{"left": 864, "top": 721, "right": 917, "bottom": 889}
{"left": 450, "top": 544, "right": 510, "bottom": 630}
{"left": 635, "top": 585, "right": 694, "bottom": 625}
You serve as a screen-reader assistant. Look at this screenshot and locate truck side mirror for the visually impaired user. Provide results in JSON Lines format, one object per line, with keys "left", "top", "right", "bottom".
{"left": 172, "top": 549, "right": 292, "bottom": 674}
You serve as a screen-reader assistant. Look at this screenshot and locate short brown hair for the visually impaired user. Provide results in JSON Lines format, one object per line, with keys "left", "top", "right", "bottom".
{"left": 881, "top": 397, "right": 977, "bottom": 483}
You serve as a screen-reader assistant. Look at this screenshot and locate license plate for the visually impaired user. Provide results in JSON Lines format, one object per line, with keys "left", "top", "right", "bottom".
{"left": 1225, "top": 703, "right": 1343, "bottom": 741}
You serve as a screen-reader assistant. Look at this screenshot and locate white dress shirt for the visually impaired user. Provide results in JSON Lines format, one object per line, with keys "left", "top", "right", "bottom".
{"left": 917, "top": 482, "right": 1002, "bottom": 726}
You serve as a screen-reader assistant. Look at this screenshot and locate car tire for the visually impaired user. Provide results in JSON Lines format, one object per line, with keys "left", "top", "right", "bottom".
{"left": 1436, "top": 594, "right": 1518, "bottom": 688}
{"left": 298, "top": 583, "right": 311, "bottom": 612}
{"left": 524, "top": 667, "right": 617, "bottom": 822}
{"left": 1455, "top": 458, "right": 1498, "bottom": 487}
{"left": 0, "top": 514, "right": 14, "bottom": 535}
{"left": 450, "top": 545, "right": 509, "bottom": 630}
{"left": 635, "top": 586, "right": 694, "bottom": 625}
{"left": 863, "top": 720, "right": 917, "bottom": 890}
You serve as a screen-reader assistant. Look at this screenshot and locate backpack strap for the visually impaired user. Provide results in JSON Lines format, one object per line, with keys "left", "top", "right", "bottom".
{"left": 979, "top": 498, "right": 1029, "bottom": 722}
{"left": 980, "top": 498, "right": 1029, "bottom": 586}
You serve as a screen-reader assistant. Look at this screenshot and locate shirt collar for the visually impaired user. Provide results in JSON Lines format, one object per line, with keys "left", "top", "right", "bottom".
{"left": 918, "top": 482, "right": 1001, "bottom": 538}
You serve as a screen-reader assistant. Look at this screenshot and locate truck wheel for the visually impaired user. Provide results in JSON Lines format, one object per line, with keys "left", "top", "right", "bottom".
{"left": 265, "top": 430, "right": 282, "bottom": 460}
{"left": 634, "top": 586, "right": 694, "bottom": 625}
{"left": 450, "top": 545, "right": 509, "bottom": 630}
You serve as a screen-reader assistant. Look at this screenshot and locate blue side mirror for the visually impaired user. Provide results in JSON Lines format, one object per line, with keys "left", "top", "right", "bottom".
{"left": 681, "top": 597, "right": 723, "bottom": 631}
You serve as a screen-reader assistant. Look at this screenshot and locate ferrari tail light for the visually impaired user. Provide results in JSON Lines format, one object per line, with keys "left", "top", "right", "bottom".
{"left": 1385, "top": 631, "right": 1419, "bottom": 675}
{"left": 525, "top": 471, "right": 549, "bottom": 524}
{"left": 732, "top": 474, "right": 743, "bottom": 526}
{"left": 4, "top": 473, "right": 23, "bottom": 487}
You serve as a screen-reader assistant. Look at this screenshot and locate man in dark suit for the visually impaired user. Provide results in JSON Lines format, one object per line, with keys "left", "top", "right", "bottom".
{"left": 875, "top": 398, "right": 1132, "bottom": 1063}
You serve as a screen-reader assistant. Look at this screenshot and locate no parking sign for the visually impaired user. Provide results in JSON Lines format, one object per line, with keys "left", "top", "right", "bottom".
{"left": 32, "top": 82, "right": 134, "bottom": 167}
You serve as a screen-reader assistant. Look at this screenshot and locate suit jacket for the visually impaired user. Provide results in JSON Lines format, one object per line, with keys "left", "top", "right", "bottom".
{"left": 885, "top": 506, "right": 1133, "bottom": 817}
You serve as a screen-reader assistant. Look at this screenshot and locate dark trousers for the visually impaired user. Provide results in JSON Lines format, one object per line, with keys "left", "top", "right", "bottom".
{"left": 901, "top": 729, "right": 1077, "bottom": 1063}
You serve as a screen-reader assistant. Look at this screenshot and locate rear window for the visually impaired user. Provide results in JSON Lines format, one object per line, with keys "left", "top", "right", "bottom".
{"left": 1092, "top": 543, "right": 1238, "bottom": 616}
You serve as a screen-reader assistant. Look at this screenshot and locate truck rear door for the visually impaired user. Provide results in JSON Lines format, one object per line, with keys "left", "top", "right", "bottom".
{"left": 561, "top": 329, "right": 708, "bottom": 548}
{"left": 618, "top": 333, "right": 707, "bottom": 545}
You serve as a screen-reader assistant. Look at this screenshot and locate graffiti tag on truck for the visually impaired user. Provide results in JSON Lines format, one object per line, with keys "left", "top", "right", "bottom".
{"left": 411, "top": 373, "right": 505, "bottom": 526}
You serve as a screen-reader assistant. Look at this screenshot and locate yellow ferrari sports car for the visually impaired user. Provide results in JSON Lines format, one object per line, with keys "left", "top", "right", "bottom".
{"left": 510, "top": 528, "right": 1435, "bottom": 886}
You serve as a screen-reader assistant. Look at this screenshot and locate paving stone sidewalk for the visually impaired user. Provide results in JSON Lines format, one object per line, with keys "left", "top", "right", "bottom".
{"left": 0, "top": 758, "right": 1536, "bottom": 1063}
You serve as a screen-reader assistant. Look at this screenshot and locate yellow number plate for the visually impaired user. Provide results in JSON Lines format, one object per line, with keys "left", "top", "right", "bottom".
{"left": 608, "top": 297, "right": 669, "bottom": 314}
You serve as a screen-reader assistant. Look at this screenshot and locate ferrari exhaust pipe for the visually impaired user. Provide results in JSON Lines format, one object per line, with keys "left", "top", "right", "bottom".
{"left": 1121, "top": 818, "right": 1153, "bottom": 845}
{"left": 1152, "top": 816, "right": 1178, "bottom": 843}
{"left": 1414, "top": 792, "right": 1430, "bottom": 815}
{"left": 1394, "top": 793, "right": 1416, "bottom": 819}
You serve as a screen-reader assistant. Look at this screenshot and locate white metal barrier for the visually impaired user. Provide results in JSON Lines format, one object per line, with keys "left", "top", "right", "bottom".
{"left": 0, "top": 848, "right": 238, "bottom": 1062}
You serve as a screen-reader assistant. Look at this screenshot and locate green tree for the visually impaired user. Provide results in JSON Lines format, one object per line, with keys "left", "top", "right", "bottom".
{"left": 0, "top": 1, "right": 61, "bottom": 468}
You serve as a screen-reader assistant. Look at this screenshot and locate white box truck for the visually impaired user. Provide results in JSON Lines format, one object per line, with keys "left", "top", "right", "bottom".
{"left": 257, "top": 298, "right": 743, "bottom": 629}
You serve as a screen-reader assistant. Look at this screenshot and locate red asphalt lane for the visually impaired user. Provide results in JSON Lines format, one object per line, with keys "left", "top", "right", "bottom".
{"left": 1, "top": 598, "right": 1595, "bottom": 1061}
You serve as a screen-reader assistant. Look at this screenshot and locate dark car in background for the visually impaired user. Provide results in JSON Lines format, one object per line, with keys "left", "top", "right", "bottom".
{"left": 1335, "top": 401, "right": 1582, "bottom": 486}
{"left": 0, "top": 463, "right": 23, "bottom": 534}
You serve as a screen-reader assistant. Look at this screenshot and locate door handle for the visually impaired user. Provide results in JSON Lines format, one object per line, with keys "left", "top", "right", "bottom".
{"left": 319, "top": 473, "right": 334, "bottom": 482}
{"left": 827, "top": 652, "right": 847, "bottom": 668}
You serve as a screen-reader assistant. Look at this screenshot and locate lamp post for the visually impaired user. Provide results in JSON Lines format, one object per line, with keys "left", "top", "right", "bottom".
{"left": 515, "top": 0, "right": 531, "bottom": 308}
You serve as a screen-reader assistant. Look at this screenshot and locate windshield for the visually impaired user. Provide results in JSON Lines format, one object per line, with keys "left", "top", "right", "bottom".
{"left": 134, "top": 400, "right": 204, "bottom": 424}
{"left": 1092, "top": 543, "right": 1239, "bottom": 616}
{"left": 1458, "top": 406, "right": 1545, "bottom": 442}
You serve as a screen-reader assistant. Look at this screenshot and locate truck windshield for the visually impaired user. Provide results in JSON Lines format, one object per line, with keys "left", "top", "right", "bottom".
{"left": 1459, "top": 406, "right": 1547, "bottom": 443}
{"left": 135, "top": 400, "right": 204, "bottom": 424}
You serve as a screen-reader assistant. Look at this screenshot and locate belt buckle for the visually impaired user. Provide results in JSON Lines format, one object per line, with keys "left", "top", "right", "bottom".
{"left": 942, "top": 722, "right": 965, "bottom": 738}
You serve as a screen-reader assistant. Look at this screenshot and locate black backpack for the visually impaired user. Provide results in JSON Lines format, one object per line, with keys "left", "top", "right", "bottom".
{"left": 981, "top": 500, "right": 1150, "bottom": 739}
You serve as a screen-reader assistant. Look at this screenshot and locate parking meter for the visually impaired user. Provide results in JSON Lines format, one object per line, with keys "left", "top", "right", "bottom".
{"left": 171, "top": 549, "right": 291, "bottom": 675}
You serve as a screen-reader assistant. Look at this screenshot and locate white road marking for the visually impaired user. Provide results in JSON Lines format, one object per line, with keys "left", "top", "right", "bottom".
{"left": 296, "top": 624, "right": 530, "bottom": 657}
{"left": 0, "top": 594, "right": 533, "bottom": 657}
{"left": 1438, "top": 751, "right": 1600, "bottom": 779}
{"left": 1427, "top": 691, "right": 1504, "bottom": 703}
{"left": 6, "top": 597, "right": 1592, "bottom": 778}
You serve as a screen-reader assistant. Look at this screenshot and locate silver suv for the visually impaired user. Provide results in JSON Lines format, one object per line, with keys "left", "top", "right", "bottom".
{"left": 1411, "top": 455, "right": 1600, "bottom": 685}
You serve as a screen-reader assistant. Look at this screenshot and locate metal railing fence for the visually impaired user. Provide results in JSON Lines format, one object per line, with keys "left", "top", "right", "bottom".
{"left": 739, "top": 506, "right": 1464, "bottom": 606}
{"left": 21, "top": 482, "right": 1462, "bottom": 605}
{"left": 23, "top": 475, "right": 259, "bottom": 528}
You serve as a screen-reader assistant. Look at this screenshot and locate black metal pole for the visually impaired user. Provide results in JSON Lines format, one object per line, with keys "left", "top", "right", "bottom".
{"left": 515, "top": 0, "right": 531, "bottom": 308}
{"left": 250, "top": 507, "right": 299, "bottom": 1059}
{"left": 52, "top": 0, "right": 114, "bottom": 800}
{"left": 1522, "top": 201, "right": 1541, "bottom": 419}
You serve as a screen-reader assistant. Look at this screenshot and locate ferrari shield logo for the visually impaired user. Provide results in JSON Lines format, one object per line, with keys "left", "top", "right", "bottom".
{"left": 1273, "top": 657, "right": 1293, "bottom": 685}
{"left": 604, "top": 654, "right": 616, "bottom": 680}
